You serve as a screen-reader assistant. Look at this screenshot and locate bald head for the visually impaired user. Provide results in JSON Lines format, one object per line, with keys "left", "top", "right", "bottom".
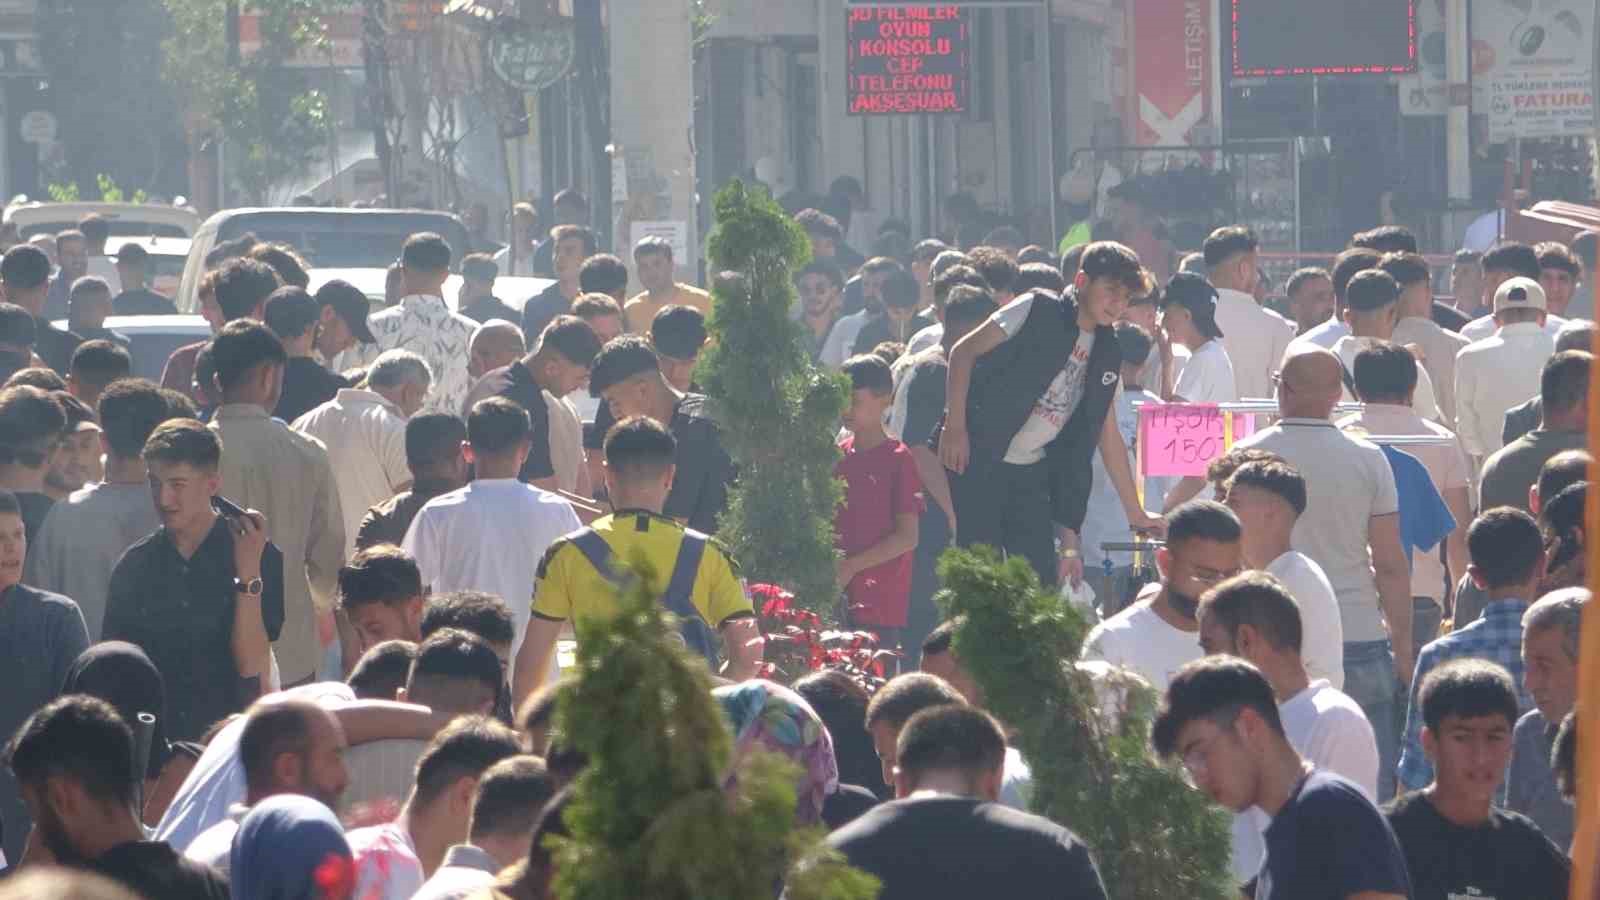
{"left": 469, "top": 320, "right": 526, "bottom": 379}
{"left": 1277, "top": 346, "right": 1343, "bottom": 419}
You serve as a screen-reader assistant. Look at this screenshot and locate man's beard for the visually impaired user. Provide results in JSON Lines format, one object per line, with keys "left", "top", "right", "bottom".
{"left": 1165, "top": 585, "right": 1200, "bottom": 621}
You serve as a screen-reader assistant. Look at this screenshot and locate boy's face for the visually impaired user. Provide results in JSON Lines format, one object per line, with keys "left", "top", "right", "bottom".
{"left": 1174, "top": 714, "right": 1260, "bottom": 813}
{"left": 798, "top": 273, "right": 841, "bottom": 319}
{"left": 554, "top": 237, "right": 588, "bottom": 282}
{"left": 48, "top": 425, "right": 103, "bottom": 493}
{"left": 843, "top": 386, "right": 891, "bottom": 433}
{"left": 541, "top": 353, "right": 590, "bottom": 398}
{"left": 1077, "top": 276, "right": 1131, "bottom": 328}
{"left": 1539, "top": 267, "right": 1576, "bottom": 316}
{"left": 148, "top": 459, "right": 221, "bottom": 533}
{"left": 0, "top": 511, "right": 24, "bottom": 591}
{"left": 1422, "top": 712, "right": 1514, "bottom": 808}
{"left": 636, "top": 251, "right": 676, "bottom": 293}
{"left": 1121, "top": 300, "right": 1157, "bottom": 331}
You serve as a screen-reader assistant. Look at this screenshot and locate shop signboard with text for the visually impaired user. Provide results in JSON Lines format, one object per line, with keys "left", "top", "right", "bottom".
{"left": 1487, "top": 70, "right": 1594, "bottom": 141}
{"left": 1131, "top": 0, "right": 1214, "bottom": 145}
{"left": 846, "top": 5, "right": 971, "bottom": 115}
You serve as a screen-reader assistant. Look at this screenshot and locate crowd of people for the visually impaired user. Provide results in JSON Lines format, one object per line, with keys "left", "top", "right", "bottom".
{"left": 0, "top": 191, "right": 1592, "bottom": 900}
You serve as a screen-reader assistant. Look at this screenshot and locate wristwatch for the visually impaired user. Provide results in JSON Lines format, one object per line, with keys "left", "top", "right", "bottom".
{"left": 1059, "top": 548, "right": 1081, "bottom": 561}
{"left": 233, "top": 576, "right": 264, "bottom": 596}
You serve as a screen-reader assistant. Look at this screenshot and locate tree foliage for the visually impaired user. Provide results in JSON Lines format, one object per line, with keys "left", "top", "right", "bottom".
{"left": 549, "top": 550, "right": 878, "bottom": 900}
{"left": 160, "top": 0, "right": 344, "bottom": 202}
{"left": 935, "top": 546, "right": 1235, "bottom": 900}
{"left": 699, "top": 180, "right": 849, "bottom": 612}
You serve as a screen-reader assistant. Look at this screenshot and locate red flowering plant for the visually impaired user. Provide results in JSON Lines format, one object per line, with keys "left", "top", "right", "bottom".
{"left": 311, "top": 850, "right": 357, "bottom": 900}
{"left": 751, "top": 583, "right": 896, "bottom": 692}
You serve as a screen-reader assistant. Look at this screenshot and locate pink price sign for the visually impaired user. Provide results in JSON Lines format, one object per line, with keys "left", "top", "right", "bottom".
{"left": 1138, "top": 404, "right": 1257, "bottom": 478}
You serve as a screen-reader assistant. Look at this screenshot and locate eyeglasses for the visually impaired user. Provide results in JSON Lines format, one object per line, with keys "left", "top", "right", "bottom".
{"left": 1182, "top": 566, "right": 1242, "bottom": 588}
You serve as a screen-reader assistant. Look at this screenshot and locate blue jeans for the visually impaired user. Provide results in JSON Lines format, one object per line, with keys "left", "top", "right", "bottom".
{"left": 1343, "top": 639, "right": 1401, "bottom": 802}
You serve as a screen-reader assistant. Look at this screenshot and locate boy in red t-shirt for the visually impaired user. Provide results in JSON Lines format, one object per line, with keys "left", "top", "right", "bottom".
{"left": 835, "top": 354, "right": 924, "bottom": 650}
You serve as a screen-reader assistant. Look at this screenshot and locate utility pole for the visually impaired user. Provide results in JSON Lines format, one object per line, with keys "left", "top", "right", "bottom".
{"left": 606, "top": 0, "right": 697, "bottom": 279}
{"left": 1444, "top": 0, "right": 1470, "bottom": 204}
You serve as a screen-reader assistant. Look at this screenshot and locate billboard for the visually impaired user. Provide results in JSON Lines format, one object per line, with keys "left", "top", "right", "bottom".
{"left": 1230, "top": 0, "right": 1418, "bottom": 77}
{"left": 846, "top": 5, "right": 971, "bottom": 115}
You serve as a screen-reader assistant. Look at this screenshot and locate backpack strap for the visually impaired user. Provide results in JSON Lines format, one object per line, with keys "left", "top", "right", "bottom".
{"left": 661, "top": 529, "right": 709, "bottom": 624}
{"left": 567, "top": 529, "right": 621, "bottom": 586}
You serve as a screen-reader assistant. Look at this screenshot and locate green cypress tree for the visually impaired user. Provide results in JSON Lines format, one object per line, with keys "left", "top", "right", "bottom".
{"left": 698, "top": 180, "right": 849, "bottom": 612}
{"left": 935, "top": 547, "right": 1234, "bottom": 900}
{"left": 549, "top": 551, "right": 879, "bottom": 900}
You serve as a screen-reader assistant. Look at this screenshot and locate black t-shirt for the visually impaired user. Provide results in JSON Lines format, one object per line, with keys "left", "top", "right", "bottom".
{"left": 587, "top": 392, "right": 732, "bottom": 533}
{"left": 36, "top": 321, "right": 82, "bottom": 374}
{"left": 852, "top": 312, "right": 936, "bottom": 357}
{"left": 497, "top": 362, "right": 557, "bottom": 482}
{"left": 822, "top": 783, "right": 880, "bottom": 831}
{"left": 1256, "top": 770, "right": 1411, "bottom": 900}
{"left": 274, "top": 356, "right": 346, "bottom": 424}
{"left": 460, "top": 294, "right": 521, "bottom": 325}
{"left": 522, "top": 283, "right": 572, "bottom": 343}
{"left": 826, "top": 795, "right": 1107, "bottom": 900}
{"left": 16, "top": 490, "right": 54, "bottom": 546}
{"left": 900, "top": 354, "right": 948, "bottom": 450}
{"left": 90, "top": 840, "right": 230, "bottom": 900}
{"left": 1383, "top": 790, "right": 1569, "bottom": 900}
{"left": 114, "top": 288, "right": 180, "bottom": 316}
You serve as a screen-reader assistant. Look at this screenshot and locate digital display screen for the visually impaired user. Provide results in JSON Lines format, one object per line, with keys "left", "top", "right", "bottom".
{"left": 1231, "top": 0, "right": 1417, "bottom": 77}
{"left": 846, "top": 5, "right": 970, "bottom": 115}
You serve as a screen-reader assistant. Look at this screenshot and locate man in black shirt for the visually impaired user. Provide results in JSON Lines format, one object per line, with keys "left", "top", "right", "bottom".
{"left": 1384, "top": 659, "right": 1570, "bottom": 900}
{"left": 588, "top": 335, "right": 734, "bottom": 533}
{"left": 458, "top": 253, "right": 520, "bottom": 324}
{"left": 103, "top": 418, "right": 284, "bottom": 741}
{"left": 827, "top": 704, "right": 1107, "bottom": 900}
{"left": 521, "top": 225, "right": 597, "bottom": 340}
{"left": 264, "top": 286, "right": 348, "bottom": 423}
{"left": 358, "top": 413, "right": 469, "bottom": 550}
{"left": 111, "top": 242, "right": 180, "bottom": 315}
{"left": 3, "top": 244, "right": 81, "bottom": 374}
{"left": 0, "top": 384, "right": 66, "bottom": 543}
{"left": 5, "top": 695, "right": 228, "bottom": 899}
{"left": 853, "top": 269, "right": 935, "bottom": 355}
{"left": 65, "top": 277, "right": 130, "bottom": 350}
{"left": 1153, "top": 657, "right": 1410, "bottom": 900}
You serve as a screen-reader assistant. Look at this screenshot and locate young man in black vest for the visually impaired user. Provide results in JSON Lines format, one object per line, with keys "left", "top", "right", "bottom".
{"left": 939, "top": 241, "right": 1162, "bottom": 588}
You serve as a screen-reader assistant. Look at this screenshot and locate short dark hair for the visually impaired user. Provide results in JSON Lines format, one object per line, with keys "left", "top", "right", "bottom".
{"left": 77, "top": 213, "right": 110, "bottom": 245}
{"left": 0, "top": 302, "right": 37, "bottom": 348}
{"left": 1350, "top": 226, "right": 1418, "bottom": 254}
{"left": 1352, "top": 342, "right": 1418, "bottom": 405}
{"left": 932, "top": 264, "right": 990, "bottom": 310}
{"left": 1541, "top": 483, "right": 1588, "bottom": 574}
{"left": 1344, "top": 269, "right": 1400, "bottom": 313}
{"left": 1166, "top": 499, "right": 1242, "bottom": 550}
{"left": 405, "top": 413, "right": 467, "bottom": 471}
{"left": 422, "top": 591, "right": 516, "bottom": 648}
{"left": 1418, "top": 659, "right": 1519, "bottom": 732}
{"left": 554, "top": 187, "right": 588, "bottom": 210}
{"left": 550, "top": 225, "right": 598, "bottom": 256}
{"left": 578, "top": 254, "right": 629, "bottom": 297}
{"left": 1554, "top": 711, "right": 1578, "bottom": 798}
{"left": 920, "top": 616, "right": 962, "bottom": 658}
{"left": 588, "top": 335, "right": 659, "bottom": 396}
{"left": 1330, "top": 248, "right": 1382, "bottom": 304}
{"left": 402, "top": 232, "right": 453, "bottom": 273}
{"left": 1468, "top": 507, "right": 1545, "bottom": 588}
{"left": 943, "top": 286, "right": 998, "bottom": 340}
{"left": 412, "top": 715, "right": 521, "bottom": 807}
{"left": 1455, "top": 249, "right": 1483, "bottom": 266}
{"left": 1202, "top": 227, "right": 1259, "bottom": 268}
{"left": 796, "top": 260, "right": 845, "bottom": 291}
{"left": 213, "top": 258, "right": 283, "bottom": 321}
{"left": 204, "top": 232, "right": 259, "bottom": 268}
{"left": 4, "top": 368, "right": 66, "bottom": 391}
{"left": 70, "top": 340, "right": 132, "bottom": 389}
{"left": 843, "top": 353, "right": 893, "bottom": 396}
{"left": 1200, "top": 571, "right": 1303, "bottom": 654}
{"left": 1540, "top": 350, "right": 1591, "bottom": 415}
{"left": 571, "top": 293, "right": 622, "bottom": 322}
{"left": 238, "top": 701, "right": 320, "bottom": 794}
{"left": 1482, "top": 241, "right": 1541, "bottom": 280}
{"left": 248, "top": 244, "right": 311, "bottom": 289}
{"left": 408, "top": 628, "right": 505, "bottom": 713}
{"left": 5, "top": 695, "right": 137, "bottom": 810}
{"left": 0, "top": 385, "right": 65, "bottom": 466}
{"left": 209, "top": 320, "right": 287, "bottom": 390}
{"left": 1, "top": 245, "right": 52, "bottom": 291}
{"left": 467, "top": 396, "right": 532, "bottom": 456}
{"left": 1225, "top": 459, "right": 1307, "bottom": 517}
{"left": 864, "top": 672, "right": 966, "bottom": 731}
{"left": 461, "top": 253, "right": 498, "bottom": 281}
{"left": 142, "top": 418, "right": 222, "bottom": 470}
{"left": 347, "top": 640, "right": 416, "bottom": 700}
{"left": 651, "top": 306, "right": 707, "bottom": 361}
{"left": 912, "top": 239, "right": 949, "bottom": 264}
{"left": 880, "top": 270, "right": 920, "bottom": 310}
{"left": 603, "top": 415, "right": 676, "bottom": 480}
{"left": 55, "top": 392, "right": 94, "bottom": 433}
{"left": 1377, "top": 252, "right": 1431, "bottom": 289}
{"left": 1079, "top": 242, "right": 1149, "bottom": 294}
{"left": 1013, "top": 263, "right": 1067, "bottom": 296}
{"left": 795, "top": 208, "right": 844, "bottom": 241}
{"left": 96, "top": 378, "right": 170, "bottom": 460}
{"left": 633, "top": 235, "right": 673, "bottom": 261}
{"left": 1113, "top": 321, "right": 1154, "bottom": 368}
{"left": 68, "top": 275, "right": 113, "bottom": 306}
{"left": 895, "top": 705, "right": 1007, "bottom": 782}
{"left": 1537, "top": 451, "right": 1591, "bottom": 507}
{"left": 1285, "top": 267, "right": 1331, "bottom": 297}
{"left": 981, "top": 226, "right": 1024, "bottom": 249}
{"left": 1151, "top": 656, "right": 1284, "bottom": 758}
{"left": 338, "top": 544, "right": 422, "bottom": 611}
{"left": 470, "top": 755, "right": 555, "bottom": 841}
{"left": 262, "top": 286, "right": 321, "bottom": 340}
{"left": 539, "top": 315, "right": 604, "bottom": 368}
{"left": 967, "top": 247, "right": 1018, "bottom": 295}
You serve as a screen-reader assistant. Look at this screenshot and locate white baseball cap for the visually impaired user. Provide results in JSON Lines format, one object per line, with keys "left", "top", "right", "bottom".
{"left": 1493, "top": 276, "right": 1547, "bottom": 314}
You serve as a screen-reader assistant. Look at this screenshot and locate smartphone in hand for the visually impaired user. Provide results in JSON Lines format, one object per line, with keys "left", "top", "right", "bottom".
{"left": 212, "top": 495, "right": 247, "bottom": 520}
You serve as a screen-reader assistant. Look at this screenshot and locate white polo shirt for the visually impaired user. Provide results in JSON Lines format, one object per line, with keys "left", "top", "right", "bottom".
{"left": 293, "top": 388, "right": 412, "bottom": 559}
{"left": 1458, "top": 311, "right": 1567, "bottom": 344}
{"left": 1453, "top": 322, "right": 1556, "bottom": 460}
{"left": 1215, "top": 287, "right": 1296, "bottom": 400}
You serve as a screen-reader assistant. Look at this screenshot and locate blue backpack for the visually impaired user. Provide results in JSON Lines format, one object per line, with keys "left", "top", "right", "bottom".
{"left": 566, "top": 526, "right": 720, "bottom": 666}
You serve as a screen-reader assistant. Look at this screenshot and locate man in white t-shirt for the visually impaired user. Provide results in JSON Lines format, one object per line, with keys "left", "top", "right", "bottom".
{"left": 403, "top": 397, "right": 579, "bottom": 678}
{"left": 1082, "top": 500, "right": 1242, "bottom": 692}
{"left": 1329, "top": 270, "right": 1440, "bottom": 422}
{"left": 1455, "top": 276, "right": 1557, "bottom": 464}
{"left": 1458, "top": 242, "right": 1567, "bottom": 343}
{"left": 1160, "top": 272, "right": 1237, "bottom": 405}
{"left": 1203, "top": 227, "right": 1295, "bottom": 400}
{"left": 1198, "top": 571, "right": 1380, "bottom": 881}
{"left": 1221, "top": 459, "right": 1344, "bottom": 689}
